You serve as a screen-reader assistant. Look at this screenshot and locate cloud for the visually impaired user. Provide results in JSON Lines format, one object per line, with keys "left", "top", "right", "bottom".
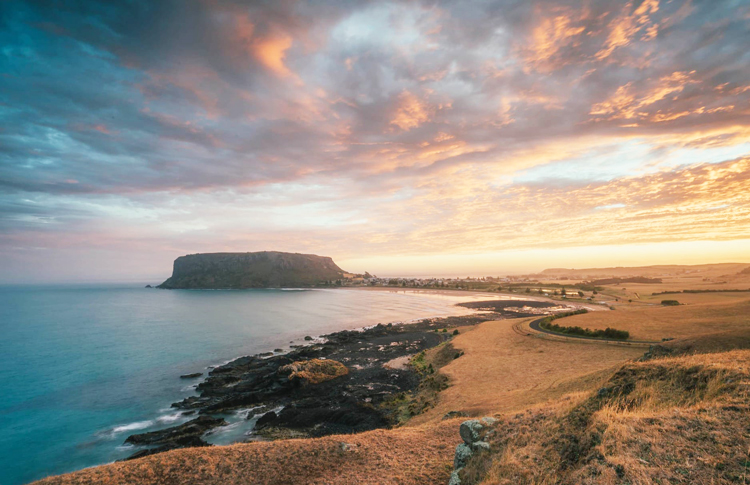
{"left": 1, "top": 0, "right": 749, "bottom": 281}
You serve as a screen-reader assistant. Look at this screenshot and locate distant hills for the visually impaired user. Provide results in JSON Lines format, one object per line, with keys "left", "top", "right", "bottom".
{"left": 157, "top": 251, "right": 347, "bottom": 289}
{"left": 539, "top": 263, "right": 749, "bottom": 278}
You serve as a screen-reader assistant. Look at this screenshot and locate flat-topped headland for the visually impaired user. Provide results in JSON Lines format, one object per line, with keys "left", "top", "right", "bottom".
{"left": 157, "top": 251, "right": 347, "bottom": 289}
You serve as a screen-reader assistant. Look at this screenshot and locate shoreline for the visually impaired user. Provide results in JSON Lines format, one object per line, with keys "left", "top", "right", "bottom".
{"left": 119, "top": 295, "right": 572, "bottom": 461}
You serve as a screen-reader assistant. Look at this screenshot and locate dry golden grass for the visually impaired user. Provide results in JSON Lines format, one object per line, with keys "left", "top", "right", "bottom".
{"left": 36, "top": 421, "right": 460, "bottom": 485}
{"left": 551, "top": 295, "right": 750, "bottom": 341}
{"left": 279, "top": 359, "right": 348, "bottom": 384}
{"left": 411, "top": 318, "right": 643, "bottom": 423}
{"left": 466, "top": 350, "right": 750, "bottom": 485}
{"left": 37, "top": 287, "right": 750, "bottom": 485}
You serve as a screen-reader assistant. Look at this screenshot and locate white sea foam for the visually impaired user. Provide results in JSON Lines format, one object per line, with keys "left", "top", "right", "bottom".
{"left": 109, "top": 420, "right": 154, "bottom": 435}
{"left": 156, "top": 412, "right": 185, "bottom": 424}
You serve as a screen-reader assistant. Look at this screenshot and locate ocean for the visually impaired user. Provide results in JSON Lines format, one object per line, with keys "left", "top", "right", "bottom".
{"left": 0, "top": 285, "right": 489, "bottom": 485}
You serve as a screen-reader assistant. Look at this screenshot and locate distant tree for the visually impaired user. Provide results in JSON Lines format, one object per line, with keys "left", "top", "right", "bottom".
{"left": 561, "top": 287, "right": 567, "bottom": 296}
{"left": 538, "top": 288, "right": 544, "bottom": 294}
{"left": 525, "top": 288, "right": 531, "bottom": 293}
{"left": 593, "top": 290, "right": 598, "bottom": 295}
{"left": 578, "top": 291, "right": 584, "bottom": 297}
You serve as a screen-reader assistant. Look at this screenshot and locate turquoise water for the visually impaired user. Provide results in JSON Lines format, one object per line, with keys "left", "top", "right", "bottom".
{"left": 0, "top": 285, "right": 485, "bottom": 485}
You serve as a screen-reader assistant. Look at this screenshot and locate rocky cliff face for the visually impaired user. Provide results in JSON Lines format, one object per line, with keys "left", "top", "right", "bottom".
{"left": 157, "top": 251, "right": 347, "bottom": 289}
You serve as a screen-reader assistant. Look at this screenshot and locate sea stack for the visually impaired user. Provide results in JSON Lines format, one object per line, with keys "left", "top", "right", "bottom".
{"left": 157, "top": 251, "right": 347, "bottom": 289}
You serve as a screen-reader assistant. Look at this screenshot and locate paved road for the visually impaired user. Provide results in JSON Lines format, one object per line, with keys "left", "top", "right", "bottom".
{"left": 528, "top": 317, "right": 658, "bottom": 345}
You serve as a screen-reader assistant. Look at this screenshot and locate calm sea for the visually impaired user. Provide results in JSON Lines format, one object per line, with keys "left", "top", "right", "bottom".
{"left": 0, "top": 285, "right": 490, "bottom": 485}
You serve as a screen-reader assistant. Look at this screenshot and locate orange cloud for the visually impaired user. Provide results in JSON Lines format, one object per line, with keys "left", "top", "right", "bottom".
{"left": 390, "top": 91, "right": 432, "bottom": 131}
{"left": 595, "top": 0, "right": 660, "bottom": 60}
{"left": 590, "top": 71, "right": 697, "bottom": 121}
{"left": 252, "top": 31, "right": 294, "bottom": 78}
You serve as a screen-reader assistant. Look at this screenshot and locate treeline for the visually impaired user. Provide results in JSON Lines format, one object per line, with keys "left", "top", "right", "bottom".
{"left": 538, "top": 309, "right": 630, "bottom": 340}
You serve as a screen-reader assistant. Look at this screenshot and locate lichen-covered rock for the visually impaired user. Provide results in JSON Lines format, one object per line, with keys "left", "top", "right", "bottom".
{"left": 279, "top": 359, "right": 348, "bottom": 385}
{"left": 471, "top": 440, "right": 490, "bottom": 452}
{"left": 459, "top": 419, "right": 483, "bottom": 444}
{"left": 450, "top": 418, "right": 497, "bottom": 483}
{"left": 454, "top": 443, "right": 473, "bottom": 469}
{"left": 448, "top": 470, "right": 462, "bottom": 485}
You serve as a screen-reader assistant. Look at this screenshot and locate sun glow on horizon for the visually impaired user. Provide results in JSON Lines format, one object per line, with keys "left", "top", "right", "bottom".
{"left": 0, "top": 0, "right": 749, "bottom": 283}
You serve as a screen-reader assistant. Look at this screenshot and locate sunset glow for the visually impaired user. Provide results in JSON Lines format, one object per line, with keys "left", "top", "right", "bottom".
{"left": 1, "top": 0, "right": 749, "bottom": 282}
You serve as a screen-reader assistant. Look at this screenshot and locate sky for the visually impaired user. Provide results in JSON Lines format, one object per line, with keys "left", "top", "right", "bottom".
{"left": 1, "top": 0, "right": 750, "bottom": 283}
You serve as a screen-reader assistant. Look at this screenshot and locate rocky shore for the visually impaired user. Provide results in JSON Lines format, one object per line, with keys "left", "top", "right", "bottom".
{"left": 122, "top": 300, "right": 569, "bottom": 460}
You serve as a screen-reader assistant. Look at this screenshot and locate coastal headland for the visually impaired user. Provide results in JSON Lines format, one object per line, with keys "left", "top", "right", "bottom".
{"left": 157, "top": 252, "right": 348, "bottom": 289}
{"left": 35, "top": 263, "right": 750, "bottom": 485}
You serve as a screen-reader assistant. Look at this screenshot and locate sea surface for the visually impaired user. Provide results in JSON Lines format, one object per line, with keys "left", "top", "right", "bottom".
{"left": 0, "top": 285, "right": 495, "bottom": 485}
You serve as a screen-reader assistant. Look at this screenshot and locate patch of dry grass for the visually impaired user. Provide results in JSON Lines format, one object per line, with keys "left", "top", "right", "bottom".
{"left": 411, "top": 318, "right": 643, "bottom": 423}
{"left": 35, "top": 421, "right": 461, "bottom": 485}
{"left": 549, "top": 296, "right": 750, "bottom": 341}
{"left": 279, "top": 359, "right": 348, "bottom": 384}
{"left": 459, "top": 350, "right": 750, "bottom": 485}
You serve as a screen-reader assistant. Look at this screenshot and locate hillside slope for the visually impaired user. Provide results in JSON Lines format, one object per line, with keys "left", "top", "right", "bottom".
{"left": 456, "top": 349, "right": 750, "bottom": 484}
{"left": 157, "top": 252, "right": 347, "bottom": 289}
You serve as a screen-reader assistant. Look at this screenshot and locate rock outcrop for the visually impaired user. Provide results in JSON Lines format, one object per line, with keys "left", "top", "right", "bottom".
{"left": 123, "top": 416, "right": 227, "bottom": 460}
{"left": 157, "top": 251, "right": 347, "bottom": 289}
{"left": 449, "top": 417, "right": 497, "bottom": 485}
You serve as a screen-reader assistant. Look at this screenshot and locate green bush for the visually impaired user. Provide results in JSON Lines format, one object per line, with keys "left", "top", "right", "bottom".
{"left": 661, "top": 300, "right": 680, "bottom": 306}
{"left": 539, "top": 309, "right": 629, "bottom": 340}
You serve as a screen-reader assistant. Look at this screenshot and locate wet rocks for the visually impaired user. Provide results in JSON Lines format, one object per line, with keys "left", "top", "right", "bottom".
{"left": 124, "top": 416, "right": 226, "bottom": 459}
{"left": 179, "top": 372, "right": 203, "bottom": 379}
{"left": 125, "top": 313, "right": 503, "bottom": 461}
{"left": 254, "top": 411, "right": 278, "bottom": 428}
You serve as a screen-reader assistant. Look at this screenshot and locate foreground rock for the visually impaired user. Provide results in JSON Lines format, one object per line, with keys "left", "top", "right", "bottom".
{"left": 449, "top": 417, "right": 497, "bottom": 484}
{"left": 123, "top": 416, "right": 226, "bottom": 460}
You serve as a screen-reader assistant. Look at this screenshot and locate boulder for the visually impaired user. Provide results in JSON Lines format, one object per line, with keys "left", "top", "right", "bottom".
{"left": 459, "top": 419, "right": 483, "bottom": 444}
{"left": 255, "top": 411, "right": 277, "bottom": 428}
{"left": 448, "top": 470, "right": 462, "bottom": 485}
{"left": 454, "top": 443, "right": 473, "bottom": 469}
{"left": 471, "top": 441, "right": 490, "bottom": 452}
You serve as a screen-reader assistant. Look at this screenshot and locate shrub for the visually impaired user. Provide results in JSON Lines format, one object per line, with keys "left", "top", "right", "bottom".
{"left": 538, "top": 309, "right": 629, "bottom": 340}
{"left": 452, "top": 329, "right": 459, "bottom": 335}
{"left": 661, "top": 300, "right": 680, "bottom": 306}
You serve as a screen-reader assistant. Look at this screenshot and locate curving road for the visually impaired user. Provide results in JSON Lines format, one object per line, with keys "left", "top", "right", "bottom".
{"left": 528, "top": 317, "right": 658, "bottom": 345}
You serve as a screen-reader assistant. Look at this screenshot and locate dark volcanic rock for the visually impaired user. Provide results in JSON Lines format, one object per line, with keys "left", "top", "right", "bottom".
{"left": 179, "top": 372, "right": 203, "bottom": 379}
{"left": 157, "top": 251, "right": 346, "bottom": 289}
{"left": 254, "top": 411, "right": 278, "bottom": 428}
{"left": 130, "top": 312, "right": 522, "bottom": 460}
{"left": 124, "top": 416, "right": 226, "bottom": 459}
